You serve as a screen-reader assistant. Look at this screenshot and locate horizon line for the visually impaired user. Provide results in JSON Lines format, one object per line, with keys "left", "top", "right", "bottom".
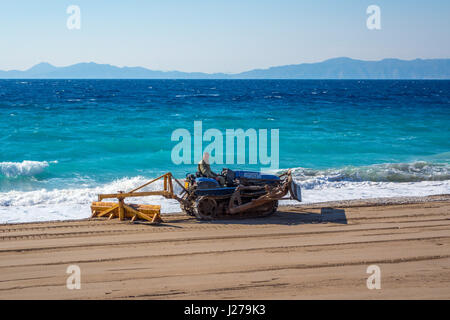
{"left": 1, "top": 79, "right": 449, "bottom": 81}
{"left": 3, "top": 56, "right": 450, "bottom": 75}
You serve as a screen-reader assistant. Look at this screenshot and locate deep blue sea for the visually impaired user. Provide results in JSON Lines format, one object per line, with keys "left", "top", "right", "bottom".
{"left": 0, "top": 79, "right": 449, "bottom": 222}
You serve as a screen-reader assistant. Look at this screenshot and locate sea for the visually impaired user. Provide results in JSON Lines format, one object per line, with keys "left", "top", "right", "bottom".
{"left": 0, "top": 79, "right": 449, "bottom": 223}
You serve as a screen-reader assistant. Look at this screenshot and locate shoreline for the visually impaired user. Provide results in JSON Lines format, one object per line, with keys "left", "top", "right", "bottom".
{"left": 0, "top": 194, "right": 449, "bottom": 299}
{"left": 1, "top": 194, "right": 449, "bottom": 226}
{"left": 283, "top": 193, "right": 450, "bottom": 209}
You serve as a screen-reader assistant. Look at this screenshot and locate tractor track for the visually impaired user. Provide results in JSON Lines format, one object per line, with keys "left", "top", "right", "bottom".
{"left": 0, "top": 210, "right": 447, "bottom": 237}
{"left": 0, "top": 219, "right": 449, "bottom": 253}
{"left": 0, "top": 254, "right": 448, "bottom": 293}
{"left": 0, "top": 199, "right": 449, "bottom": 299}
{"left": 0, "top": 218, "right": 450, "bottom": 242}
{"left": 1, "top": 235, "right": 449, "bottom": 269}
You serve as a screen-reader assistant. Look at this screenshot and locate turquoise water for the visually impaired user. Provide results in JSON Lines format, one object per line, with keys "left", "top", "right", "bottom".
{"left": 0, "top": 79, "right": 449, "bottom": 222}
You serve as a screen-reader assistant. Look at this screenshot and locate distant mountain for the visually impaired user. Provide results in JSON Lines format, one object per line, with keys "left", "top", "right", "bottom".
{"left": 1, "top": 58, "right": 449, "bottom": 79}
{"left": 238, "top": 58, "right": 450, "bottom": 79}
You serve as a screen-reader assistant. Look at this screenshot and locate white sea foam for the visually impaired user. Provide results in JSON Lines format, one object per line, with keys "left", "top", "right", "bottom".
{"left": 0, "top": 176, "right": 181, "bottom": 223}
{"left": 281, "top": 179, "right": 450, "bottom": 206}
{"left": 290, "top": 161, "right": 450, "bottom": 183}
{"left": 0, "top": 160, "right": 57, "bottom": 178}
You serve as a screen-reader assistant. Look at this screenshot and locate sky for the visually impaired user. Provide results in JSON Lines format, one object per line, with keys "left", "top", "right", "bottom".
{"left": 0, "top": 0, "right": 449, "bottom": 73}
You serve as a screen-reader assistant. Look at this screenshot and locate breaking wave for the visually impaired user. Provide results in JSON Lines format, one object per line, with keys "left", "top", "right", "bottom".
{"left": 0, "top": 160, "right": 58, "bottom": 178}
{"left": 0, "top": 175, "right": 181, "bottom": 208}
{"left": 290, "top": 161, "right": 450, "bottom": 189}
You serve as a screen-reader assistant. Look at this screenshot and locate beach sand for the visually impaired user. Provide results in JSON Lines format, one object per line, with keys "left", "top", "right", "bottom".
{"left": 0, "top": 195, "right": 449, "bottom": 300}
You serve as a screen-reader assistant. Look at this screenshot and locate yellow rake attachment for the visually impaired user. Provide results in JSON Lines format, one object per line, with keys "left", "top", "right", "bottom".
{"left": 91, "top": 172, "right": 186, "bottom": 224}
{"left": 91, "top": 201, "right": 162, "bottom": 223}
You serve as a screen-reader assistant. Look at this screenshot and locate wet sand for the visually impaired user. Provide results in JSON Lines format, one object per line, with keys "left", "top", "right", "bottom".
{"left": 0, "top": 195, "right": 449, "bottom": 299}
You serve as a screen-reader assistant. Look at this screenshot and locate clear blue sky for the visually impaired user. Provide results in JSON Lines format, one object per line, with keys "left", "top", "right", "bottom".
{"left": 0, "top": 0, "right": 449, "bottom": 73}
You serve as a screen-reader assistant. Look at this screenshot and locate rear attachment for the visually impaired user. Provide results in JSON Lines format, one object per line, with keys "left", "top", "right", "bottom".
{"left": 91, "top": 173, "right": 187, "bottom": 224}
{"left": 91, "top": 201, "right": 162, "bottom": 223}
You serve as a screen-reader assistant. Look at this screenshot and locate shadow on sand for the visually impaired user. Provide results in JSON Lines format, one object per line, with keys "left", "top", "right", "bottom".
{"left": 133, "top": 207, "right": 348, "bottom": 227}
{"left": 193, "top": 207, "right": 348, "bottom": 226}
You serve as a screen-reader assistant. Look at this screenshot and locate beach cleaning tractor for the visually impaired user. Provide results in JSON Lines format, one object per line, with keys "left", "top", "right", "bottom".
{"left": 91, "top": 169, "right": 302, "bottom": 223}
